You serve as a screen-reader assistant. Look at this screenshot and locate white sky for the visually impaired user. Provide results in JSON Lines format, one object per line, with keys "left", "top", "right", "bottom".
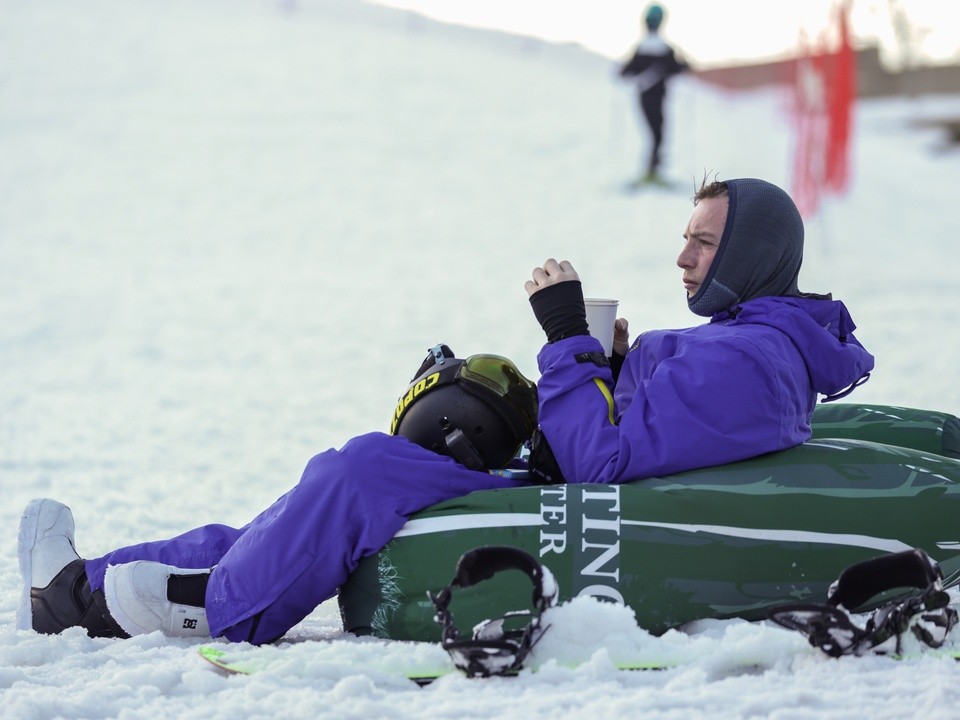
{"left": 367, "top": 0, "right": 959, "bottom": 68}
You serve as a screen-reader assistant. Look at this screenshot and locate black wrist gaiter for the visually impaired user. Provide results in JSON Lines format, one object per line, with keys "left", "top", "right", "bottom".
{"left": 529, "top": 281, "right": 590, "bottom": 343}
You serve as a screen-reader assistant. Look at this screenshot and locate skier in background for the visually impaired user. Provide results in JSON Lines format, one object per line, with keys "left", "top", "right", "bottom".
{"left": 619, "top": 3, "right": 688, "bottom": 188}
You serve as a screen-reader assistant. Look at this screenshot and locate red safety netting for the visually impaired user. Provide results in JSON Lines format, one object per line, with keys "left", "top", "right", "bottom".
{"left": 790, "top": 1, "right": 856, "bottom": 217}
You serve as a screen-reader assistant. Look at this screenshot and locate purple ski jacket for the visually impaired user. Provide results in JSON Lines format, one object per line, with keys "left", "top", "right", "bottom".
{"left": 536, "top": 295, "right": 874, "bottom": 484}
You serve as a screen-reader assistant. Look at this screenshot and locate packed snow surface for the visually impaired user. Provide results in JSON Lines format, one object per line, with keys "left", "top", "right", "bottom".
{"left": 3, "top": 0, "right": 960, "bottom": 717}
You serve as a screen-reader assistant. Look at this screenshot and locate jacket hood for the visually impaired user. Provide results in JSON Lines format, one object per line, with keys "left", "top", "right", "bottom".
{"left": 713, "top": 296, "right": 874, "bottom": 398}
{"left": 689, "top": 178, "right": 804, "bottom": 317}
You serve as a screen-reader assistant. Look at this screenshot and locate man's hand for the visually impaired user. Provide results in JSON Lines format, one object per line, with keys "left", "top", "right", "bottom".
{"left": 613, "top": 318, "right": 630, "bottom": 356}
{"left": 526, "top": 258, "right": 589, "bottom": 343}
{"left": 525, "top": 258, "right": 580, "bottom": 297}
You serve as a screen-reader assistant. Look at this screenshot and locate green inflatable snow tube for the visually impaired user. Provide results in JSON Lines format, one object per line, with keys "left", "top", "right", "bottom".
{"left": 810, "top": 403, "right": 960, "bottom": 458}
{"left": 338, "top": 403, "right": 960, "bottom": 640}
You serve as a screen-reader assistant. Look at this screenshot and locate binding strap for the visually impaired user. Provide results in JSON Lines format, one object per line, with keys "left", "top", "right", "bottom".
{"left": 826, "top": 547, "right": 941, "bottom": 610}
{"left": 768, "top": 549, "right": 957, "bottom": 657}
{"left": 428, "top": 546, "right": 558, "bottom": 678}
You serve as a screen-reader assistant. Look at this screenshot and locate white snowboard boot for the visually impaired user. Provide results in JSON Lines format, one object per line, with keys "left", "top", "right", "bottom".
{"left": 104, "top": 561, "right": 211, "bottom": 638}
{"left": 18, "top": 498, "right": 128, "bottom": 637}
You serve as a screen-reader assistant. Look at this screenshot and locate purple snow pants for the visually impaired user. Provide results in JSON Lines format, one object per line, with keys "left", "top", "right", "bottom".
{"left": 85, "top": 432, "right": 521, "bottom": 644}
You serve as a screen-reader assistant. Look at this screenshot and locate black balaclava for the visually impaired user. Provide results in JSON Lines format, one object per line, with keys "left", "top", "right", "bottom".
{"left": 687, "top": 178, "right": 805, "bottom": 317}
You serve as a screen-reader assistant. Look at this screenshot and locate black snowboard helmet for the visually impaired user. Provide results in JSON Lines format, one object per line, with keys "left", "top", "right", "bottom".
{"left": 390, "top": 345, "right": 538, "bottom": 471}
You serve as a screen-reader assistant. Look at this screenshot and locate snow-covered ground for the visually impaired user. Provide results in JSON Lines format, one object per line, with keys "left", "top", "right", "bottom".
{"left": 3, "top": 0, "right": 960, "bottom": 717}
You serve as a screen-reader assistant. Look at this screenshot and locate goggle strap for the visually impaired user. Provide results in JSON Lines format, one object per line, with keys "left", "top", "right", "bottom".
{"left": 444, "top": 428, "right": 485, "bottom": 472}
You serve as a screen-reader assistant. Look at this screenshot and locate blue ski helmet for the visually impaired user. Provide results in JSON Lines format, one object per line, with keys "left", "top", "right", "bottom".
{"left": 645, "top": 3, "right": 665, "bottom": 30}
{"left": 391, "top": 345, "right": 538, "bottom": 471}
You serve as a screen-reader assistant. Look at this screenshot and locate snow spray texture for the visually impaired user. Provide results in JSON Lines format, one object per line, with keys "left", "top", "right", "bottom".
{"left": 338, "top": 404, "right": 960, "bottom": 641}
{"left": 197, "top": 637, "right": 960, "bottom": 685}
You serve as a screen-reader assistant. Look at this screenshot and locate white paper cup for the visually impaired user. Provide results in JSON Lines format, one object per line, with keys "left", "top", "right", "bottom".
{"left": 584, "top": 298, "right": 619, "bottom": 356}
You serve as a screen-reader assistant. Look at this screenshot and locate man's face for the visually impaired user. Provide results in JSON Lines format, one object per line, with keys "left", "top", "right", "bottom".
{"left": 677, "top": 196, "right": 728, "bottom": 298}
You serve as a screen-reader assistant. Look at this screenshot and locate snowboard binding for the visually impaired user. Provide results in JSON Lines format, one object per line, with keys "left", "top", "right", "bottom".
{"left": 768, "top": 548, "right": 957, "bottom": 657}
{"left": 428, "top": 546, "right": 558, "bottom": 678}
